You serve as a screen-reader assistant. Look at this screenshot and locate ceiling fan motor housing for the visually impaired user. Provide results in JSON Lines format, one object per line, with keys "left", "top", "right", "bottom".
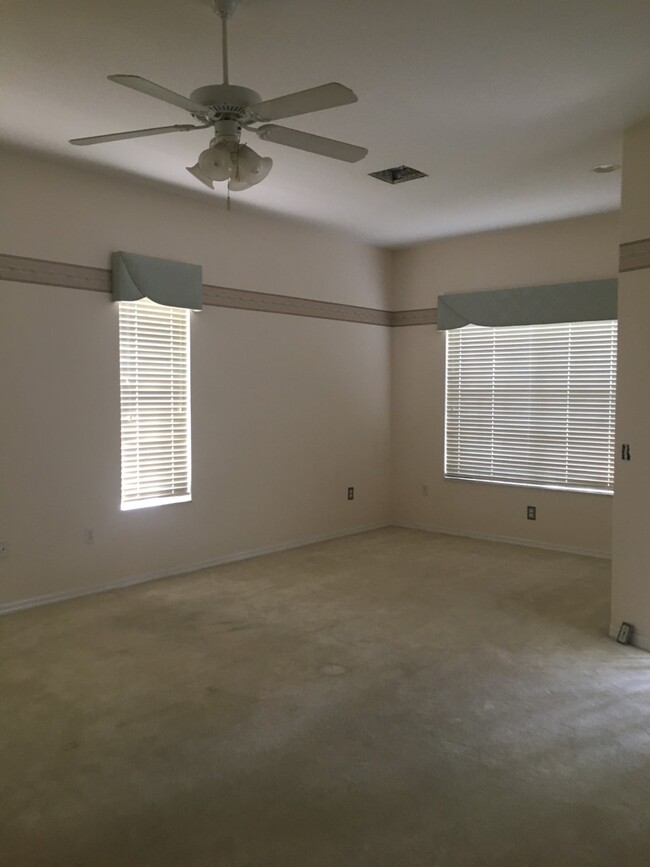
{"left": 189, "top": 84, "right": 261, "bottom": 120}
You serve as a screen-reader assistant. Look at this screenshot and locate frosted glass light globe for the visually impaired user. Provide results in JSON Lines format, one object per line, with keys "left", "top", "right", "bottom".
{"left": 198, "top": 142, "right": 234, "bottom": 182}
{"left": 230, "top": 147, "right": 273, "bottom": 191}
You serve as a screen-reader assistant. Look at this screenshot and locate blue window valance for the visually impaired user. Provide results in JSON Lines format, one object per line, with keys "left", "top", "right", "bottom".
{"left": 112, "top": 251, "right": 203, "bottom": 310}
{"left": 437, "top": 278, "right": 617, "bottom": 331}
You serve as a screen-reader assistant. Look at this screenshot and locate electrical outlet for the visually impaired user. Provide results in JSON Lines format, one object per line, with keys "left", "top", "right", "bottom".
{"left": 347, "top": 487, "right": 354, "bottom": 501}
{"left": 616, "top": 622, "right": 633, "bottom": 645}
{"left": 422, "top": 484, "right": 429, "bottom": 496}
{"left": 84, "top": 528, "right": 94, "bottom": 545}
{"left": 527, "top": 506, "right": 536, "bottom": 521}
{"left": 0, "top": 541, "right": 8, "bottom": 558}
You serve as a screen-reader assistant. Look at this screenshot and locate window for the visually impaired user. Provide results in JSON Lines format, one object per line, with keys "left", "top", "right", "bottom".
{"left": 445, "top": 320, "right": 617, "bottom": 493}
{"left": 118, "top": 298, "right": 191, "bottom": 510}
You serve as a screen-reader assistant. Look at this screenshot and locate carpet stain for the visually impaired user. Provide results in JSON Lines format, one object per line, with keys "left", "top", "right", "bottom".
{"left": 319, "top": 664, "right": 348, "bottom": 676}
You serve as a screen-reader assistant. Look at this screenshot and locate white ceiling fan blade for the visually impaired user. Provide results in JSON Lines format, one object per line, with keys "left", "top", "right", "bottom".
{"left": 70, "top": 124, "right": 208, "bottom": 146}
{"left": 246, "top": 83, "right": 358, "bottom": 123}
{"left": 108, "top": 75, "right": 209, "bottom": 114}
{"left": 255, "top": 125, "right": 368, "bottom": 163}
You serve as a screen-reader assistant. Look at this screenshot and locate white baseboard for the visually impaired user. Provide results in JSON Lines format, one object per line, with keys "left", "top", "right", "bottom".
{"left": 0, "top": 522, "right": 390, "bottom": 617}
{"left": 394, "top": 521, "right": 611, "bottom": 560}
{"left": 609, "top": 623, "right": 650, "bottom": 653}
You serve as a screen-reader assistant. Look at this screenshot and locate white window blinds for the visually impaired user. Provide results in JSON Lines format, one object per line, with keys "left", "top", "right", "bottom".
{"left": 119, "top": 298, "right": 191, "bottom": 510}
{"left": 445, "top": 320, "right": 617, "bottom": 493}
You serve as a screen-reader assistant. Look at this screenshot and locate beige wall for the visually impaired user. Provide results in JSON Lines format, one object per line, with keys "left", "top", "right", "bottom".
{"left": 0, "top": 146, "right": 630, "bottom": 612}
{"left": 1, "top": 149, "right": 391, "bottom": 309}
{"left": 390, "top": 213, "right": 620, "bottom": 556}
{"left": 0, "top": 150, "right": 391, "bottom": 608}
{"left": 611, "top": 117, "right": 650, "bottom": 650}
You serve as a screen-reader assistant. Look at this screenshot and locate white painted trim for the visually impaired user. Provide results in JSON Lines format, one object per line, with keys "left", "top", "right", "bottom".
{"left": 0, "top": 523, "right": 390, "bottom": 617}
{"left": 394, "top": 521, "right": 612, "bottom": 560}
{"left": 609, "top": 624, "right": 650, "bottom": 653}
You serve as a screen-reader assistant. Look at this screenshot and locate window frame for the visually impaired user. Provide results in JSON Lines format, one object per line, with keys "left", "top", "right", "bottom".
{"left": 118, "top": 297, "right": 192, "bottom": 511}
{"left": 444, "top": 319, "right": 617, "bottom": 496}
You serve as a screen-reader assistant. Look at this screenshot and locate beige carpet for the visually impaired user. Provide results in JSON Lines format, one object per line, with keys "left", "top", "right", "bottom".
{"left": 1, "top": 527, "right": 649, "bottom": 866}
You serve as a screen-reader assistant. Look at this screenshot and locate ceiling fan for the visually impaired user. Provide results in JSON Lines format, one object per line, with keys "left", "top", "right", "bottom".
{"left": 69, "top": 0, "right": 368, "bottom": 192}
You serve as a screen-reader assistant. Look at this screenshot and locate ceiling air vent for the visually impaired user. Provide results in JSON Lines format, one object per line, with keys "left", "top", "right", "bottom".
{"left": 369, "top": 165, "right": 428, "bottom": 184}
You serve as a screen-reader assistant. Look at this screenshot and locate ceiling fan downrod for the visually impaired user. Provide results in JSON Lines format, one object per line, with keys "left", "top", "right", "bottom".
{"left": 213, "top": 0, "right": 240, "bottom": 85}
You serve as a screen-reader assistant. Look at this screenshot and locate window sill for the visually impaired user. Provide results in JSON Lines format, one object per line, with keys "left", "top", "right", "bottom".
{"left": 121, "top": 494, "right": 192, "bottom": 511}
{"left": 444, "top": 476, "right": 613, "bottom": 497}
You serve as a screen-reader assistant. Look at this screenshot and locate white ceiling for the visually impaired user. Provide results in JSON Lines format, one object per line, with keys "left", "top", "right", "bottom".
{"left": 2, "top": 0, "right": 650, "bottom": 246}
